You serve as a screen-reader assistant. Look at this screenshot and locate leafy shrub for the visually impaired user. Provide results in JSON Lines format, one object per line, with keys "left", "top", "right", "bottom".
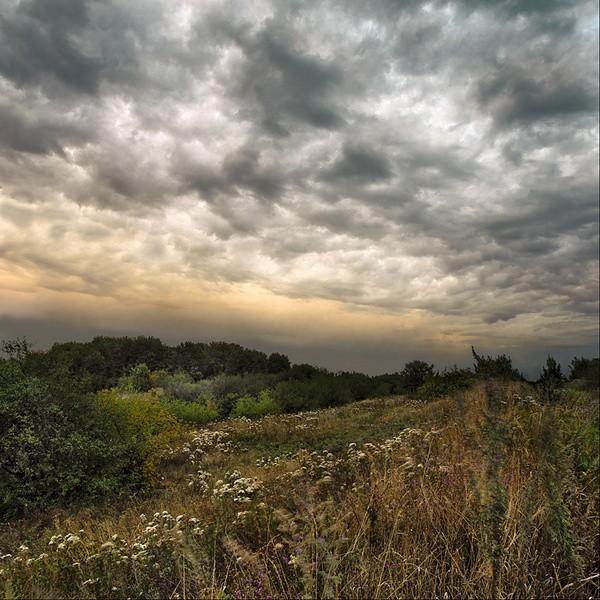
{"left": 274, "top": 375, "right": 354, "bottom": 413}
{"left": 160, "top": 397, "right": 219, "bottom": 425}
{"left": 416, "top": 368, "right": 477, "bottom": 401}
{"left": 568, "top": 357, "right": 599, "bottom": 389}
{"left": 152, "top": 370, "right": 213, "bottom": 402}
{"left": 0, "top": 361, "right": 153, "bottom": 517}
{"left": 231, "top": 390, "right": 281, "bottom": 418}
{"left": 118, "top": 363, "right": 152, "bottom": 392}
{"left": 211, "top": 373, "right": 280, "bottom": 417}
{"left": 95, "top": 390, "right": 187, "bottom": 481}
{"left": 267, "top": 352, "right": 291, "bottom": 373}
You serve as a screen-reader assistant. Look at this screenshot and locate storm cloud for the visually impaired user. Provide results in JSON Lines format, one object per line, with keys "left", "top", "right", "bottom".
{"left": 0, "top": 0, "right": 597, "bottom": 373}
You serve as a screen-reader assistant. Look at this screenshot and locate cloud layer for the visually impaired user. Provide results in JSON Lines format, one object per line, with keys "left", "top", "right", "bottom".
{"left": 0, "top": 0, "right": 598, "bottom": 373}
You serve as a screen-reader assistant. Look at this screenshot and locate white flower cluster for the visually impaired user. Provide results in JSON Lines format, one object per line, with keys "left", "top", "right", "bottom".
{"left": 1, "top": 544, "right": 51, "bottom": 568}
{"left": 288, "top": 449, "right": 344, "bottom": 482}
{"left": 2, "top": 512, "right": 207, "bottom": 586}
{"left": 213, "top": 470, "right": 263, "bottom": 504}
{"left": 255, "top": 451, "right": 294, "bottom": 469}
{"left": 187, "top": 465, "right": 211, "bottom": 494}
{"left": 270, "top": 427, "right": 442, "bottom": 488}
{"left": 138, "top": 512, "right": 204, "bottom": 549}
{"left": 346, "top": 442, "right": 368, "bottom": 466}
{"left": 180, "top": 430, "right": 232, "bottom": 463}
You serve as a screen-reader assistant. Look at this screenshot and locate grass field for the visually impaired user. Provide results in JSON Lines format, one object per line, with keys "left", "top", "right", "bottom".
{"left": 1, "top": 382, "right": 598, "bottom": 599}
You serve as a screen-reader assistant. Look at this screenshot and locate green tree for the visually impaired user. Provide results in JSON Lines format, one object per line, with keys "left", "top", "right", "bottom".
{"left": 267, "top": 352, "right": 291, "bottom": 373}
{"left": 1, "top": 337, "right": 31, "bottom": 360}
{"left": 119, "top": 363, "right": 152, "bottom": 392}
{"left": 539, "top": 355, "right": 564, "bottom": 402}
{"left": 401, "top": 360, "right": 434, "bottom": 393}
{"left": 471, "top": 347, "right": 522, "bottom": 380}
{"left": 569, "top": 356, "right": 600, "bottom": 388}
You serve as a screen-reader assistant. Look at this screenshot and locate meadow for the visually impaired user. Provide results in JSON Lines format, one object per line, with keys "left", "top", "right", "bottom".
{"left": 1, "top": 376, "right": 598, "bottom": 599}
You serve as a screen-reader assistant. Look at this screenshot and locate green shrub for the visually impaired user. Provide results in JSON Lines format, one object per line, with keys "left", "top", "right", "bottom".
{"left": 416, "top": 368, "right": 476, "bottom": 401}
{"left": 160, "top": 397, "right": 219, "bottom": 425}
{"left": 211, "top": 373, "right": 280, "bottom": 417}
{"left": 0, "top": 362, "right": 154, "bottom": 517}
{"left": 95, "top": 390, "right": 187, "bottom": 481}
{"left": 568, "top": 357, "right": 599, "bottom": 389}
{"left": 118, "top": 363, "right": 152, "bottom": 392}
{"left": 231, "top": 390, "right": 281, "bottom": 418}
{"left": 152, "top": 370, "right": 214, "bottom": 402}
{"left": 274, "top": 375, "right": 354, "bottom": 413}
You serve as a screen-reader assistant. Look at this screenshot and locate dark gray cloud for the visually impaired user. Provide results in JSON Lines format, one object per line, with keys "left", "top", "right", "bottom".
{"left": 323, "top": 144, "right": 392, "bottom": 181}
{"left": 0, "top": 100, "right": 90, "bottom": 154}
{"left": 0, "top": 0, "right": 597, "bottom": 370}
{"left": 0, "top": 0, "right": 102, "bottom": 94}
{"left": 477, "top": 64, "right": 598, "bottom": 127}
{"left": 224, "top": 23, "right": 345, "bottom": 134}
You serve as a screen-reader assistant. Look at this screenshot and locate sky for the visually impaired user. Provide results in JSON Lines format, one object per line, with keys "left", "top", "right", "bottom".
{"left": 0, "top": 0, "right": 598, "bottom": 376}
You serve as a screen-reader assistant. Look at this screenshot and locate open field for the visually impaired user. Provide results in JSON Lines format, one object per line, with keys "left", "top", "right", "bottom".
{"left": 1, "top": 382, "right": 598, "bottom": 599}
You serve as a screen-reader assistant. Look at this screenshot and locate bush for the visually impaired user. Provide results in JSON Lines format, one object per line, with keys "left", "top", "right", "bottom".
{"left": 416, "top": 368, "right": 477, "bottom": 402}
{"left": 94, "top": 390, "right": 187, "bottom": 482}
{"left": 568, "top": 357, "right": 599, "bottom": 389}
{"left": 160, "top": 397, "right": 219, "bottom": 425}
{"left": 118, "top": 363, "right": 152, "bottom": 392}
{"left": 210, "top": 373, "right": 280, "bottom": 417}
{"left": 152, "top": 370, "right": 213, "bottom": 402}
{"left": 231, "top": 390, "right": 281, "bottom": 418}
{"left": 0, "top": 361, "right": 158, "bottom": 518}
{"left": 274, "top": 375, "right": 354, "bottom": 413}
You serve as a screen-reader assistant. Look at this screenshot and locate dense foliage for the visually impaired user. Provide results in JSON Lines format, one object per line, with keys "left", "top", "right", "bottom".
{"left": 21, "top": 336, "right": 291, "bottom": 392}
{"left": 0, "top": 361, "right": 171, "bottom": 518}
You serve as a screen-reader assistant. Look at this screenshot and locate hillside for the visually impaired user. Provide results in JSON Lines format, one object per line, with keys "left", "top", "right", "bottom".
{"left": 1, "top": 381, "right": 598, "bottom": 599}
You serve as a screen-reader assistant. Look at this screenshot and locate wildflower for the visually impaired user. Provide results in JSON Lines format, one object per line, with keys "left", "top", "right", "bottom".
{"left": 65, "top": 534, "right": 80, "bottom": 545}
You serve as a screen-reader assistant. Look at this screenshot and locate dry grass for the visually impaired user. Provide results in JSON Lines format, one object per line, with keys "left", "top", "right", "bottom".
{"left": 1, "top": 383, "right": 598, "bottom": 599}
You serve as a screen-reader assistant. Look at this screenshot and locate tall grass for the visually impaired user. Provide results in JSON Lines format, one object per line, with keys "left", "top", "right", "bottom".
{"left": 1, "top": 383, "right": 598, "bottom": 599}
